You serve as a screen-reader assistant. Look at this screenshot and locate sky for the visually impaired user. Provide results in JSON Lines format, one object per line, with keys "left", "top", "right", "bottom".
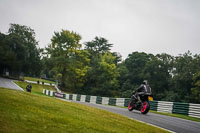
{"left": 0, "top": 0, "right": 200, "bottom": 59}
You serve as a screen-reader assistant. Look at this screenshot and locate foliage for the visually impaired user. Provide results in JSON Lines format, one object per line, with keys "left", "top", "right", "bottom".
{"left": 143, "top": 53, "right": 173, "bottom": 100}
{"left": 9, "top": 24, "right": 41, "bottom": 76}
{"left": 84, "top": 37, "right": 120, "bottom": 96}
{"left": 40, "top": 56, "right": 56, "bottom": 80}
{"left": 119, "top": 52, "right": 151, "bottom": 98}
{"left": 190, "top": 72, "right": 200, "bottom": 103}
{"left": 118, "top": 51, "right": 200, "bottom": 103}
{"left": 170, "top": 52, "right": 200, "bottom": 102}
{"left": 90, "top": 53, "right": 119, "bottom": 96}
{"left": 125, "top": 52, "right": 151, "bottom": 85}
{"left": 84, "top": 36, "right": 113, "bottom": 56}
{"left": 46, "top": 30, "right": 90, "bottom": 92}
{"left": 0, "top": 24, "right": 41, "bottom": 77}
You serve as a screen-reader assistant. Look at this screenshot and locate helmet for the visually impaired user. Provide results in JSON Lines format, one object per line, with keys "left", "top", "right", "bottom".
{"left": 142, "top": 80, "right": 148, "bottom": 85}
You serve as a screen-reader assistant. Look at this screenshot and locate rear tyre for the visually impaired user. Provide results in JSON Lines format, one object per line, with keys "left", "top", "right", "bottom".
{"left": 141, "top": 101, "right": 150, "bottom": 114}
{"left": 128, "top": 100, "right": 134, "bottom": 111}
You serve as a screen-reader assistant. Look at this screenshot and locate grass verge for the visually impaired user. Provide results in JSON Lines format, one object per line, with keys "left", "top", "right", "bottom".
{"left": 150, "top": 110, "right": 200, "bottom": 122}
{"left": 24, "top": 77, "right": 55, "bottom": 84}
{"left": 14, "top": 81, "right": 55, "bottom": 95}
{"left": 0, "top": 87, "right": 169, "bottom": 133}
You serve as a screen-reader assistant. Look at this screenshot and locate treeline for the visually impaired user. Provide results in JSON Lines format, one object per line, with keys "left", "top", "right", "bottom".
{"left": 0, "top": 24, "right": 41, "bottom": 77}
{"left": 1, "top": 24, "right": 200, "bottom": 103}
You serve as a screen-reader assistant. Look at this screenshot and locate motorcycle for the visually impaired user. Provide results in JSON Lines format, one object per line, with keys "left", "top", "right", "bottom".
{"left": 128, "top": 92, "right": 153, "bottom": 114}
{"left": 26, "top": 84, "right": 32, "bottom": 93}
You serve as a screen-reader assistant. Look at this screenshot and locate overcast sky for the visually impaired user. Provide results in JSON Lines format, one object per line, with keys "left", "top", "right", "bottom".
{"left": 0, "top": 0, "right": 200, "bottom": 59}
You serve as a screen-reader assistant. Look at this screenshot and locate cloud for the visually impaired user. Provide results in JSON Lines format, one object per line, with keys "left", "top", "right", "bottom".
{"left": 0, "top": 0, "right": 200, "bottom": 59}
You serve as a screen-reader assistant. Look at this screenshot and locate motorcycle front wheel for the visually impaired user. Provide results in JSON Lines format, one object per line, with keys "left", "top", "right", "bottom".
{"left": 141, "top": 101, "right": 150, "bottom": 114}
{"left": 128, "top": 100, "right": 134, "bottom": 111}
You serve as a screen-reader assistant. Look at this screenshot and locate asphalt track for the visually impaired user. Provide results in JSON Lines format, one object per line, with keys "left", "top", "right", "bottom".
{"left": 74, "top": 101, "right": 200, "bottom": 133}
{"left": 0, "top": 77, "right": 23, "bottom": 91}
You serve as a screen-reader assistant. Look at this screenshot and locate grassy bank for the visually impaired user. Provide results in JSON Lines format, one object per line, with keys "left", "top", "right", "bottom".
{"left": 24, "top": 77, "right": 55, "bottom": 84}
{"left": 0, "top": 87, "right": 168, "bottom": 133}
{"left": 14, "top": 81, "right": 55, "bottom": 95}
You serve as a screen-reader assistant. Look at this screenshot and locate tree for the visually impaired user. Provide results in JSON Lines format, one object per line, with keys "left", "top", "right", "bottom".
{"left": 7, "top": 23, "right": 41, "bottom": 76}
{"left": 85, "top": 52, "right": 119, "bottom": 96}
{"left": 142, "top": 53, "right": 173, "bottom": 100}
{"left": 40, "top": 56, "right": 55, "bottom": 79}
{"left": 124, "top": 52, "right": 150, "bottom": 86}
{"left": 0, "top": 32, "right": 9, "bottom": 75}
{"left": 3, "top": 33, "right": 25, "bottom": 74}
{"left": 190, "top": 72, "right": 200, "bottom": 103}
{"left": 84, "top": 37, "right": 120, "bottom": 96}
{"left": 172, "top": 51, "right": 198, "bottom": 102}
{"left": 48, "top": 29, "right": 90, "bottom": 92}
{"left": 112, "top": 52, "right": 122, "bottom": 65}
{"left": 84, "top": 37, "right": 113, "bottom": 57}
{"left": 118, "top": 52, "right": 175, "bottom": 100}
{"left": 0, "top": 23, "right": 41, "bottom": 78}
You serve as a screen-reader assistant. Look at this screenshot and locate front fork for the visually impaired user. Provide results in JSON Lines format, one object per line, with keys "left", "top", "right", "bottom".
{"left": 135, "top": 95, "right": 145, "bottom": 110}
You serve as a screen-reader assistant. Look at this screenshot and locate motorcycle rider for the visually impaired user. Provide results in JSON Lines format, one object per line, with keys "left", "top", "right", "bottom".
{"left": 26, "top": 83, "right": 32, "bottom": 93}
{"left": 132, "top": 80, "right": 151, "bottom": 103}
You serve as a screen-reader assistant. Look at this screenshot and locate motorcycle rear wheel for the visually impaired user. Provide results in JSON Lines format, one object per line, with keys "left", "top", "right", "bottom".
{"left": 141, "top": 101, "right": 150, "bottom": 114}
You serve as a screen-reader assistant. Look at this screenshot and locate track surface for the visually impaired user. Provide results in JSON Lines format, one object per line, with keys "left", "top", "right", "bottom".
{"left": 76, "top": 101, "right": 200, "bottom": 133}
{"left": 0, "top": 77, "right": 23, "bottom": 91}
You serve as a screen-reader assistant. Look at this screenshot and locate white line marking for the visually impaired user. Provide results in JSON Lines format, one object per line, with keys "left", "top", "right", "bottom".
{"left": 128, "top": 117, "right": 176, "bottom": 133}
{"left": 12, "top": 81, "right": 24, "bottom": 91}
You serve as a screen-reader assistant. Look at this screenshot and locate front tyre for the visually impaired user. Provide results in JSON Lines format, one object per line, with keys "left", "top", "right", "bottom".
{"left": 128, "top": 100, "right": 134, "bottom": 111}
{"left": 141, "top": 101, "right": 150, "bottom": 114}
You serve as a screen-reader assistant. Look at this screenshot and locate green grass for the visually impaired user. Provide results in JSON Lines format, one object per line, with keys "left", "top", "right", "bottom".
{"left": 14, "top": 81, "right": 55, "bottom": 95}
{"left": 150, "top": 110, "right": 200, "bottom": 122}
{"left": 24, "top": 77, "right": 55, "bottom": 84}
{"left": 0, "top": 87, "right": 169, "bottom": 133}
